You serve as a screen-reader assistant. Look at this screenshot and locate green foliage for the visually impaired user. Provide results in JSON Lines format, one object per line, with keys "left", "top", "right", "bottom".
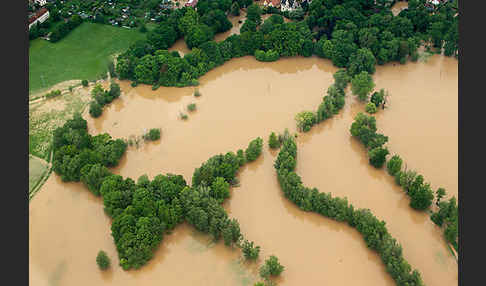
{"left": 333, "top": 69, "right": 351, "bottom": 91}
{"left": 246, "top": 137, "right": 263, "bottom": 162}
{"left": 260, "top": 255, "right": 284, "bottom": 278}
{"left": 268, "top": 132, "right": 281, "bottom": 149}
{"left": 295, "top": 111, "right": 316, "bottom": 132}
{"left": 210, "top": 177, "right": 230, "bottom": 202}
{"left": 96, "top": 250, "right": 110, "bottom": 270}
{"left": 247, "top": 4, "right": 262, "bottom": 25}
{"left": 348, "top": 48, "right": 376, "bottom": 76}
{"left": 242, "top": 240, "right": 260, "bottom": 260}
{"left": 82, "top": 79, "right": 89, "bottom": 87}
{"left": 365, "top": 102, "right": 377, "bottom": 114}
{"left": 80, "top": 164, "right": 111, "bottom": 196}
{"left": 386, "top": 155, "right": 403, "bottom": 176}
{"left": 187, "top": 103, "right": 197, "bottom": 112}
{"left": 145, "top": 128, "right": 161, "bottom": 141}
{"left": 45, "top": 89, "right": 62, "bottom": 99}
{"left": 194, "top": 89, "right": 201, "bottom": 97}
{"left": 89, "top": 100, "right": 102, "bottom": 117}
{"left": 368, "top": 147, "right": 389, "bottom": 168}
{"left": 435, "top": 188, "right": 446, "bottom": 206}
{"left": 370, "top": 89, "right": 385, "bottom": 107}
{"left": 231, "top": 2, "right": 240, "bottom": 16}
{"left": 351, "top": 71, "right": 375, "bottom": 101}
{"left": 254, "top": 49, "right": 280, "bottom": 62}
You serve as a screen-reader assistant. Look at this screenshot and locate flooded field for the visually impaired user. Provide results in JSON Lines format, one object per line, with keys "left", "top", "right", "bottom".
{"left": 30, "top": 54, "right": 457, "bottom": 286}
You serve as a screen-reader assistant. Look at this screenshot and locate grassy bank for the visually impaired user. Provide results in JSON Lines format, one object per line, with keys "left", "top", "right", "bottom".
{"left": 29, "top": 22, "right": 145, "bottom": 95}
{"left": 29, "top": 155, "right": 49, "bottom": 195}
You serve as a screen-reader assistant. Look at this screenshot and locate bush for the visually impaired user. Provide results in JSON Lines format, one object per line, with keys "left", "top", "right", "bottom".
{"left": 386, "top": 155, "right": 403, "bottom": 176}
{"left": 45, "top": 89, "right": 61, "bottom": 99}
{"left": 146, "top": 128, "right": 161, "bottom": 141}
{"left": 246, "top": 137, "right": 263, "bottom": 162}
{"left": 268, "top": 132, "right": 281, "bottom": 149}
{"left": 295, "top": 111, "right": 316, "bottom": 132}
{"left": 96, "top": 250, "right": 110, "bottom": 270}
{"left": 370, "top": 89, "right": 385, "bottom": 107}
{"left": 194, "top": 89, "right": 201, "bottom": 97}
{"left": 368, "top": 147, "right": 389, "bottom": 168}
{"left": 82, "top": 80, "right": 89, "bottom": 87}
{"left": 187, "top": 103, "right": 197, "bottom": 111}
{"left": 260, "top": 255, "right": 284, "bottom": 278}
{"left": 365, "top": 102, "right": 377, "bottom": 114}
{"left": 89, "top": 101, "right": 103, "bottom": 118}
{"left": 242, "top": 240, "right": 260, "bottom": 260}
{"left": 180, "top": 112, "right": 188, "bottom": 120}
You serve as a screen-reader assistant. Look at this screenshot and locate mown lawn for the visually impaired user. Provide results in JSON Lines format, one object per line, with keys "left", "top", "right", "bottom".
{"left": 29, "top": 22, "right": 145, "bottom": 94}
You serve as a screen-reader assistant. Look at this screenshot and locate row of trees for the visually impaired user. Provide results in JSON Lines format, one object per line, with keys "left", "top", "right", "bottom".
{"left": 350, "top": 113, "right": 457, "bottom": 251}
{"left": 50, "top": 15, "right": 83, "bottom": 42}
{"left": 273, "top": 135, "right": 425, "bottom": 286}
{"left": 89, "top": 82, "right": 122, "bottom": 118}
{"left": 295, "top": 69, "right": 350, "bottom": 132}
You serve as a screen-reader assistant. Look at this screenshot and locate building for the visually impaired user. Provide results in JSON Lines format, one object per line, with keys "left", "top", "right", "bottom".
{"left": 263, "top": 0, "right": 281, "bottom": 8}
{"left": 34, "top": 0, "right": 47, "bottom": 6}
{"left": 185, "top": 0, "right": 198, "bottom": 8}
{"left": 280, "top": 0, "right": 311, "bottom": 12}
{"left": 29, "top": 7, "right": 49, "bottom": 30}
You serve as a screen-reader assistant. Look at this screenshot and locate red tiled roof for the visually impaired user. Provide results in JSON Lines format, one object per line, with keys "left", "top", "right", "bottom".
{"left": 29, "top": 7, "right": 48, "bottom": 24}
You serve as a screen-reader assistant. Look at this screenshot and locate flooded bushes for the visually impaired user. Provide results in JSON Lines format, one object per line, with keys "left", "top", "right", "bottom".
{"left": 45, "top": 89, "right": 61, "bottom": 99}
{"left": 96, "top": 250, "right": 110, "bottom": 270}
{"left": 351, "top": 71, "right": 375, "bottom": 101}
{"left": 52, "top": 114, "right": 127, "bottom": 182}
{"left": 268, "top": 132, "right": 281, "bottom": 149}
{"left": 245, "top": 137, "right": 263, "bottom": 162}
{"left": 259, "top": 255, "right": 284, "bottom": 281}
{"left": 88, "top": 82, "right": 121, "bottom": 118}
{"left": 295, "top": 111, "right": 316, "bottom": 132}
{"left": 242, "top": 240, "right": 260, "bottom": 260}
{"left": 143, "top": 128, "right": 161, "bottom": 141}
{"left": 274, "top": 135, "right": 425, "bottom": 286}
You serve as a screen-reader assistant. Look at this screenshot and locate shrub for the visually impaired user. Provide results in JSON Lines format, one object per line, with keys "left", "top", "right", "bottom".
{"left": 386, "top": 155, "right": 403, "bottom": 176}
{"left": 145, "top": 128, "right": 161, "bottom": 141}
{"left": 246, "top": 137, "right": 263, "bottom": 162}
{"left": 260, "top": 255, "right": 284, "bottom": 278}
{"left": 187, "top": 103, "right": 197, "bottom": 111}
{"left": 295, "top": 111, "right": 316, "bottom": 132}
{"left": 368, "top": 147, "right": 389, "bottom": 168}
{"left": 180, "top": 112, "right": 188, "bottom": 120}
{"left": 370, "top": 89, "right": 385, "bottom": 107}
{"left": 45, "top": 89, "right": 61, "bottom": 98}
{"left": 194, "top": 89, "right": 201, "bottom": 97}
{"left": 268, "top": 132, "right": 281, "bottom": 149}
{"left": 365, "top": 102, "right": 377, "bottom": 114}
{"left": 82, "top": 79, "right": 89, "bottom": 87}
{"left": 96, "top": 250, "right": 110, "bottom": 270}
{"left": 89, "top": 101, "right": 103, "bottom": 118}
{"left": 242, "top": 240, "right": 260, "bottom": 260}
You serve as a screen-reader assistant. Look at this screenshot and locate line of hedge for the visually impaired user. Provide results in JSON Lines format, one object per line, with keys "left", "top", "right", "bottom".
{"left": 274, "top": 134, "right": 425, "bottom": 286}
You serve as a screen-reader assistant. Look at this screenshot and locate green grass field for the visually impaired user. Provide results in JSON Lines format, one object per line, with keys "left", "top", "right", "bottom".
{"left": 29, "top": 22, "right": 145, "bottom": 94}
{"left": 29, "top": 156, "right": 48, "bottom": 195}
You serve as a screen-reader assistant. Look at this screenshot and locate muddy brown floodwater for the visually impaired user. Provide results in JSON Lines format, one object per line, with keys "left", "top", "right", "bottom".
{"left": 391, "top": 1, "right": 409, "bottom": 16}
{"left": 30, "top": 55, "right": 457, "bottom": 286}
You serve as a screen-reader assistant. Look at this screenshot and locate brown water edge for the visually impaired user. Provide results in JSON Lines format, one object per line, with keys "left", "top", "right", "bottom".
{"left": 373, "top": 55, "right": 458, "bottom": 199}
{"left": 30, "top": 176, "right": 260, "bottom": 286}
{"left": 30, "top": 54, "right": 457, "bottom": 286}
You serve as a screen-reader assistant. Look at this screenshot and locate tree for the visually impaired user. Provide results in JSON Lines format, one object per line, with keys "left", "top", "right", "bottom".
{"left": 260, "top": 255, "right": 284, "bottom": 278}
{"left": 80, "top": 164, "right": 111, "bottom": 196}
{"left": 246, "top": 137, "right": 263, "bottom": 162}
{"left": 241, "top": 19, "right": 257, "bottom": 33}
{"left": 386, "top": 155, "right": 403, "bottom": 176}
{"left": 370, "top": 89, "right": 385, "bottom": 107}
{"left": 242, "top": 240, "right": 260, "bottom": 260}
{"left": 351, "top": 71, "right": 375, "bottom": 101}
{"left": 231, "top": 2, "right": 240, "bottom": 16}
{"left": 333, "top": 69, "right": 351, "bottom": 91}
{"left": 368, "top": 147, "right": 389, "bottom": 168}
{"left": 435, "top": 188, "right": 446, "bottom": 206}
{"left": 96, "top": 250, "right": 110, "bottom": 270}
{"left": 348, "top": 48, "right": 376, "bottom": 76}
{"left": 185, "top": 24, "right": 214, "bottom": 49}
{"left": 365, "top": 102, "right": 377, "bottom": 114}
{"left": 82, "top": 79, "right": 88, "bottom": 87}
{"left": 210, "top": 177, "right": 230, "bottom": 202}
{"left": 247, "top": 4, "right": 262, "bottom": 25}
{"left": 89, "top": 101, "right": 103, "bottom": 118}
{"left": 295, "top": 111, "right": 316, "bottom": 132}
{"left": 410, "top": 183, "right": 434, "bottom": 210}
{"left": 268, "top": 132, "right": 281, "bottom": 149}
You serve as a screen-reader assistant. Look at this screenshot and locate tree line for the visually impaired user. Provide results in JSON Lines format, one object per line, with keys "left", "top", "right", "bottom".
{"left": 350, "top": 113, "right": 458, "bottom": 252}
{"left": 50, "top": 14, "right": 84, "bottom": 42}
{"left": 273, "top": 133, "right": 425, "bottom": 286}
{"left": 52, "top": 118, "right": 267, "bottom": 271}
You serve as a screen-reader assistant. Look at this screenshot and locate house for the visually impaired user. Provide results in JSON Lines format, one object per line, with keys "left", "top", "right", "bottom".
{"left": 185, "top": 0, "right": 198, "bottom": 8}
{"left": 34, "top": 0, "right": 47, "bottom": 6}
{"left": 263, "top": 0, "right": 281, "bottom": 8}
{"left": 29, "top": 7, "right": 49, "bottom": 30}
